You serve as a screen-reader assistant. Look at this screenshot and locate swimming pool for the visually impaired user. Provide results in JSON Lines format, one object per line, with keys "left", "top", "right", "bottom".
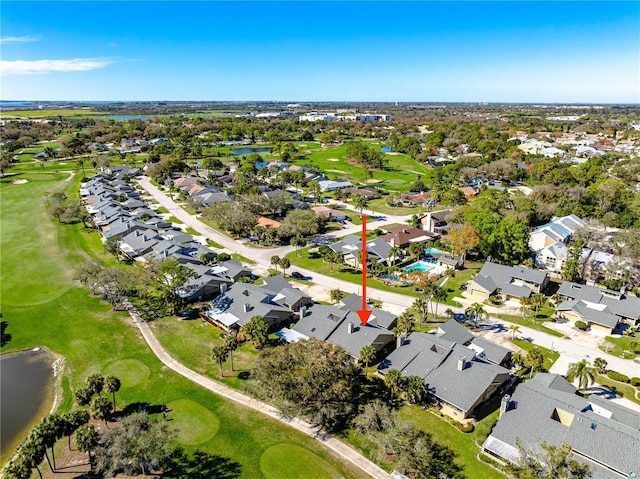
{"left": 404, "top": 261, "right": 435, "bottom": 273}
{"left": 424, "top": 247, "right": 446, "bottom": 255}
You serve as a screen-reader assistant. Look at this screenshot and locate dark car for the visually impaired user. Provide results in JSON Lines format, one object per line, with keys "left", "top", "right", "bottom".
{"left": 454, "top": 313, "right": 468, "bottom": 322}
{"left": 290, "top": 271, "right": 306, "bottom": 280}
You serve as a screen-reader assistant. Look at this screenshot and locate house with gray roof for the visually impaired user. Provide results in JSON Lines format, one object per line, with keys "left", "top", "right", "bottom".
{"left": 482, "top": 373, "right": 640, "bottom": 479}
{"left": 203, "top": 283, "right": 293, "bottom": 332}
{"left": 330, "top": 235, "right": 393, "bottom": 267}
{"left": 378, "top": 332, "right": 510, "bottom": 421}
{"left": 557, "top": 281, "right": 640, "bottom": 328}
{"left": 101, "top": 217, "right": 150, "bottom": 241}
{"left": 529, "top": 214, "right": 586, "bottom": 252}
{"left": 467, "top": 262, "right": 549, "bottom": 302}
{"left": 177, "top": 263, "right": 234, "bottom": 301}
{"left": 119, "top": 229, "right": 162, "bottom": 258}
{"left": 290, "top": 304, "right": 395, "bottom": 360}
{"left": 262, "top": 275, "right": 312, "bottom": 311}
{"left": 436, "top": 319, "right": 512, "bottom": 367}
{"left": 340, "top": 293, "right": 397, "bottom": 330}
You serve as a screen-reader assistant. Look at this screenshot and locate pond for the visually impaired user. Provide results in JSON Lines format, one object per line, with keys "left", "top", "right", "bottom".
{"left": 380, "top": 146, "right": 396, "bottom": 153}
{"left": 231, "top": 147, "right": 271, "bottom": 155}
{"left": 1, "top": 350, "right": 55, "bottom": 465}
{"left": 102, "top": 115, "right": 148, "bottom": 120}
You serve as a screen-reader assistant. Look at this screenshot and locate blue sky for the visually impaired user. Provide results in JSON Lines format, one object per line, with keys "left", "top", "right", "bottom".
{"left": 1, "top": 1, "right": 638, "bottom": 103}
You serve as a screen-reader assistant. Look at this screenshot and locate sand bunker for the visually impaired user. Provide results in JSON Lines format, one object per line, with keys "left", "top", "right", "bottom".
{"left": 327, "top": 158, "right": 340, "bottom": 162}
{"left": 12, "top": 179, "right": 28, "bottom": 184}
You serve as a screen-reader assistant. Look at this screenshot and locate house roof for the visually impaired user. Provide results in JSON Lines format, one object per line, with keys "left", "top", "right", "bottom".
{"left": 379, "top": 226, "right": 437, "bottom": 247}
{"left": 437, "top": 320, "right": 511, "bottom": 366}
{"left": 483, "top": 373, "right": 640, "bottom": 479}
{"left": 257, "top": 217, "right": 281, "bottom": 228}
{"left": 556, "top": 299, "right": 621, "bottom": 329}
{"left": 205, "top": 283, "right": 292, "bottom": 328}
{"left": 262, "top": 274, "right": 311, "bottom": 310}
{"left": 330, "top": 235, "right": 392, "bottom": 261}
{"left": 378, "top": 332, "right": 509, "bottom": 414}
{"left": 558, "top": 281, "right": 640, "bottom": 320}
{"left": 437, "top": 319, "right": 474, "bottom": 345}
{"left": 531, "top": 215, "right": 586, "bottom": 246}
{"left": 293, "top": 304, "right": 394, "bottom": 359}
{"left": 339, "top": 293, "right": 397, "bottom": 330}
{"left": 471, "top": 262, "right": 548, "bottom": 298}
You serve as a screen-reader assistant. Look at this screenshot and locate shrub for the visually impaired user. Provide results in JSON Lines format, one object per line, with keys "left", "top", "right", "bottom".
{"left": 575, "top": 320, "right": 588, "bottom": 331}
{"left": 630, "top": 377, "right": 640, "bottom": 387}
{"left": 607, "top": 370, "right": 630, "bottom": 383}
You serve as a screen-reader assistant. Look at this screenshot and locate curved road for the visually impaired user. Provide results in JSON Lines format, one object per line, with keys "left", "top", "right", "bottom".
{"left": 125, "top": 304, "right": 390, "bottom": 479}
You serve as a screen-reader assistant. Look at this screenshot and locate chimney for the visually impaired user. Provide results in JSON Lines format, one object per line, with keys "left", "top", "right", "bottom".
{"left": 390, "top": 238, "right": 395, "bottom": 247}
{"left": 397, "top": 334, "right": 405, "bottom": 348}
{"left": 243, "top": 303, "right": 251, "bottom": 313}
{"left": 457, "top": 356, "right": 466, "bottom": 371}
{"left": 220, "top": 283, "right": 228, "bottom": 293}
{"left": 299, "top": 306, "right": 307, "bottom": 318}
{"left": 500, "top": 394, "right": 511, "bottom": 418}
{"left": 347, "top": 322, "right": 354, "bottom": 334}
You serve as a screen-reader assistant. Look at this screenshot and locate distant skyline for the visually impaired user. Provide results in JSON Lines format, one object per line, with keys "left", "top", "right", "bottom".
{"left": 1, "top": 1, "right": 639, "bottom": 103}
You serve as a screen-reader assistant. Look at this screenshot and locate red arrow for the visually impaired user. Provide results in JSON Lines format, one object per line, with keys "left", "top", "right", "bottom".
{"left": 357, "top": 214, "right": 372, "bottom": 326}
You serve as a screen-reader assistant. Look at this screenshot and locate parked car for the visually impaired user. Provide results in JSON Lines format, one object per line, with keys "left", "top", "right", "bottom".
{"left": 290, "top": 271, "right": 306, "bottom": 280}
{"left": 454, "top": 313, "right": 468, "bottom": 322}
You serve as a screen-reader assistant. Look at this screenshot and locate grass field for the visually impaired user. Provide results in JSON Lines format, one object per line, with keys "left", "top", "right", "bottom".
{"left": 285, "top": 246, "right": 420, "bottom": 299}
{"left": 599, "top": 335, "right": 639, "bottom": 359}
{"left": 0, "top": 163, "right": 369, "bottom": 478}
{"left": 512, "top": 339, "right": 560, "bottom": 372}
{"left": 594, "top": 374, "right": 640, "bottom": 405}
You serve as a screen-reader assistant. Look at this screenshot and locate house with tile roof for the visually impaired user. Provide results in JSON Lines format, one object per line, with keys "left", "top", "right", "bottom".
{"left": 378, "top": 332, "right": 510, "bottom": 421}
{"left": 482, "top": 373, "right": 640, "bottom": 479}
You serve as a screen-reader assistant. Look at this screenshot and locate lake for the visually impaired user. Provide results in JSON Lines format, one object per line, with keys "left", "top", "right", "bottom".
{"left": 380, "top": 146, "right": 396, "bottom": 153}
{"left": 0, "top": 350, "right": 55, "bottom": 465}
{"left": 231, "top": 147, "right": 271, "bottom": 155}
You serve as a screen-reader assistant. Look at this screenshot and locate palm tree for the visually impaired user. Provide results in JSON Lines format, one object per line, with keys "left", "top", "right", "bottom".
{"left": 359, "top": 345, "right": 376, "bottom": 372}
{"left": 413, "top": 296, "right": 429, "bottom": 326}
{"left": 384, "top": 369, "right": 403, "bottom": 401}
{"left": 526, "top": 347, "right": 545, "bottom": 378}
{"left": 405, "top": 376, "right": 427, "bottom": 404}
{"left": 60, "top": 410, "right": 89, "bottom": 450}
{"left": 330, "top": 289, "right": 344, "bottom": 304}
{"left": 211, "top": 345, "right": 228, "bottom": 378}
{"left": 330, "top": 250, "right": 343, "bottom": 272}
{"left": 388, "top": 245, "right": 402, "bottom": 266}
{"left": 291, "top": 236, "right": 306, "bottom": 257}
{"left": 593, "top": 357, "right": 608, "bottom": 374}
{"left": 75, "top": 424, "right": 99, "bottom": 469}
{"left": 104, "top": 376, "right": 121, "bottom": 411}
{"left": 519, "top": 296, "right": 530, "bottom": 318}
{"left": 279, "top": 257, "right": 290, "bottom": 276}
{"left": 528, "top": 293, "right": 547, "bottom": 320}
{"left": 465, "top": 302, "right": 487, "bottom": 327}
{"left": 90, "top": 396, "right": 112, "bottom": 426}
{"left": 222, "top": 334, "right": 238, "bottom": 371}
{"left": 431, "top": 286, "right": 447, "bottom": 319}
{"left": 17, "top": 440, "right": 45, "bottom": 479}
{"left": 4, "top": 451, "right": 38, "bottom": 479}
{"left": 354, "top": 195, "right": 369, "bottom": 215}
{"left": 270, "top": 255, "right": 281, "bottom": 273}
{"left": 445, "top": 308, "right": 454, "bottom": 320}
{"left": 86, "top": 373, "right": 104, "bottom": 396}
{"left": 566, "top": 359, "right": 595, "bottom": 391}
{"left": 510, "top": 325, "right": 522, "bottom": 341}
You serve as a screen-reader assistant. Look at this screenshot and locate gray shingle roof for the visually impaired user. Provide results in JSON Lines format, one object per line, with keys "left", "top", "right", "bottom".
{"left": 484, "top": 373, "right": 640, "bottom": 479}
{"left": 558, "top": 281, "right": 640, "bottom": 321}
{"left": 339, "top": 294, "right": 398, "bottom": 330}
{"left": 379, "top": 332, "right": 509, "bottom": 414}
{"left": 471, "top": 262, "right": 548, "bottom": 298}
{"left": 437, "top": 319, "right": 474, "bottom": 345}
{"left": 556, "top": 300, "right": 620, "bottom": 329}
{"left": 293, "top": 305, "right": 394, "bottom": 359}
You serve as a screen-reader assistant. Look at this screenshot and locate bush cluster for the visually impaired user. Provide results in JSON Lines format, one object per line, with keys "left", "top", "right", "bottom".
{"left": 606, "top": 370, "right": 630, "bottom": 383}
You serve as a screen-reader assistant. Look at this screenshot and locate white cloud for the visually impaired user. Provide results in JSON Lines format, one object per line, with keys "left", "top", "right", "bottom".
{"left": 0, "top": 36, "right": 38, "bottom": 44}
{"left": 0, "top": 58, "right": 112, "bottom": 75}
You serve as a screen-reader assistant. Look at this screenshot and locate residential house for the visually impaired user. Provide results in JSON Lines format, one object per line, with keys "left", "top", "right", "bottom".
{"left": 339, "top": 293, "right": 398, "bottom": 330}
{"left": 119, "top": 229, "right": 162, "bottom": 258}
{"left": 437, "top": 319, "right": 512, "bottom": 367}
{"left": 318, "top": 180, "right": 353, "bottom": 192}
{"left": 379, "top": 332, "right": 510, "bottom": 421}
{"left": 556, "top": 281, "right": 640, "bottom": 329}
{"left": 420, "top": 209, "right": 454, "bottom": 234}
{"left": 467, "top": 262, "right": 549, "bottom": 302}
{"left": 342, "top": 187, "right": 378, "bottom": 199}
{"left": 482, "top": 373, "right": 640, "bottom": 479}
{"left": 289, "top": 304, "right": 395, "bottom": 360}
{"left": 203, "top": 283, "right": 293, "bottom": 332}
{"left": 459, "top": 186, "right": 478, "bottom": 200}
{"left": 379, "top": 226, "right": 439, "bottom": 249}
{"left": 262, "top": 274, "right": 312, "bottom": 311}
{"left": 530, "top": 214, "right": 586, "bottom": 252}
{"left": 330, "top": 235, "right": 393, "bottom": 267}
{"left": 177, "top": 264, "right": 234, "bottom": 301}
{"left": 311, "top": 205, "right": 347, "bottom": 221}
{"left": 399, "top": 191, "right": 433, "bottom": 207}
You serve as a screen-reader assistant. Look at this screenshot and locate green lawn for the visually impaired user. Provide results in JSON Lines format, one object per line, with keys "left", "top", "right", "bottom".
{"left": 366, "top": 198, "right": 429, "bottom": 216}
{"left": 288, "top": 142, "right": 431, "bottom": 192}
{"left": 512, "top": 339, "right": 560, "bottom": 372}
{"left": 594, "top": 374, "right": 640, "bottom": 405}
{"left": 0, "top": 163, "right": 369, "bottom": 478}
{"left": 438, "top": 262, "right": 483, "bottom": 306}
{"left": 286, "top": 247, "right": 420, "bottom": 299}
{"left": 599, "top": 335, "right": 639, "bottom": 359}
{"left": 399, "top": 405, "right": 505, "bottom": 479}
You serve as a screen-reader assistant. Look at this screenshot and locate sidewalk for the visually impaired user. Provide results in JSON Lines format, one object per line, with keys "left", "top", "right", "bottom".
{"left": 124, "top": 303, "right": 389, "bottom": 479}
